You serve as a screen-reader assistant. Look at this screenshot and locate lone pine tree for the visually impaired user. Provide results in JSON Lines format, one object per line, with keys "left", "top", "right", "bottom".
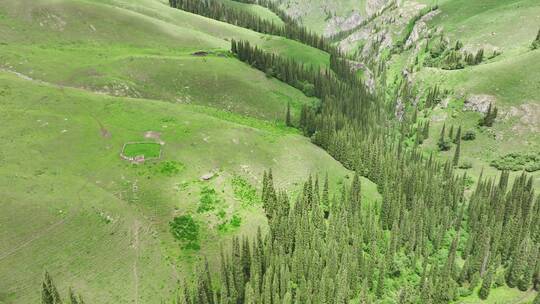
{"left": 42, "top": 271, "right": 62, "bottom": 304}
{"left": 478, "top": 267, "right": 493, "bottom": 300}
{"left": 480, "top": 103, "right": 498, "bottom": 127}
{"left": 532, "top": 28, "right": 540, "bottom": 49}
{"left": 285, "top": 102, "right": 292, "bottom": 127}
{"left": 453, "top": 136, "right": 461, "bottom": 166}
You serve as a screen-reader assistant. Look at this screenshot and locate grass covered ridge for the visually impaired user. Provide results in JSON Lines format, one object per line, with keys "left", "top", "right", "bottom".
{"left": 0, "top": 68, "right": 364, "bottom": 303}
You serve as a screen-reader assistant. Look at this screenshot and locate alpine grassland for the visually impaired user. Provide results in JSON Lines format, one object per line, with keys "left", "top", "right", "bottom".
{"left": 0, "top": 0, "right": 539, "bottom": 303}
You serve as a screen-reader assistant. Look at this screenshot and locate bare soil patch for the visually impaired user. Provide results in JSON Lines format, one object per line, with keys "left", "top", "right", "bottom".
{"left": 464, "top": 94, "right": 496, "bottom": 113}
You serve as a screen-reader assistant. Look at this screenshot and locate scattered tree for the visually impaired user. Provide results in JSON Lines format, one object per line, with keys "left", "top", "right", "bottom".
{"left": 532, "top": 28, "right": 540, "bottom": 50}
{"left": 285, "top": 102, "right": 292, "bottom": 127}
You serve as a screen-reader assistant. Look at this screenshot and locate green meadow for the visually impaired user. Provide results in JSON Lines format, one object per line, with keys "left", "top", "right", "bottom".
{"left": 0, "top": 1, "right": 380, "bottom": 302}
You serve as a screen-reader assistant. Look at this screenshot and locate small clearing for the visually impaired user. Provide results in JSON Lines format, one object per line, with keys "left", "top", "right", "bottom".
{"left": 122, "top": 142, "right": 162, "bottom": 160}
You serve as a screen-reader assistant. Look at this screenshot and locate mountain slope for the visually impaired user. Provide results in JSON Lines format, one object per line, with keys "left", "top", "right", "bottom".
{"left": 0, "top": 0, "right": 383, "bottom": 302}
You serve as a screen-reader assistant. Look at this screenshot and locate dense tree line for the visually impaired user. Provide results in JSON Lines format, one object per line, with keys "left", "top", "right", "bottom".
{"left": 45, "top": 4, "right": 539, "bottom": 302}
{"left": 225, "top": 37, "right": 540, "bottom": 302}
{"left": 42, "top": 35, "right": 538, "bottom": 304}
{"left": 463, "top": 172, "right": 540, "bottom": 296}
{"left": 424, "top": 36, "right": 491, "bottom": 70}
{"left": 168, "top": 0, "right": 337, "bottom": 54}
{"left": 231, "top": 39, "right": 380, "bottom": 129}
{"left": 229, "top": 0, "right": 296, "bottom": 25}
{"left": 178, "top": 168, "right": 539, "bottom": 303}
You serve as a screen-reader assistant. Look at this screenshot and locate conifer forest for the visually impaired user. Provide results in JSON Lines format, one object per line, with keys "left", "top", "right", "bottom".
{"left": 0, "top": 0, "right": 539, "bottom": 303}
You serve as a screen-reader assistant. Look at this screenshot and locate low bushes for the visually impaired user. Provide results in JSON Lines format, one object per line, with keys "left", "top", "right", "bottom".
{"left": 490, "top": 152, "right": 540, "bottom": 172}
{"left": 169, "top": 215, "right": 200, "bottom": 250}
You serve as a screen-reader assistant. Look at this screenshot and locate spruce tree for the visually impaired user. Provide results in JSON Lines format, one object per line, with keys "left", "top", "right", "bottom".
{"left": 480, "top": 104, "right": 498, "bottom": 127}
{"left": 285, "top": 102, "right": 292, "bottom": 127}
{"left": 531, "top": 28, "right": 540, "bottom": 49}
{"left": 454, "top": 125, "right": 461, "bottom": 144}
{"left": 480, "top": 103, "right": 492, "bottom": 127}
{"left": 474, "top": 49, "right": 484, "bottom": 65}
{"left": 423, "top": 121, "right": 430, "bottom": 139}
{"left": 453, "top": 137, "right": 461, "bottom": 167}
{"left": 438, "top": 124, "right": 451, "bottom": 151}
{"left": 322, "top": 173, "right": 330, "bottom": 218}
{"left": 42, "top": 271, "right": 62, "bottom": 304}
{"left": 478, "top": 267, "right": 493, "bottom": 300}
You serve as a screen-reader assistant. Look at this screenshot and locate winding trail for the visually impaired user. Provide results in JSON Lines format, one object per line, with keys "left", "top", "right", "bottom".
{"left": 132, "top": 221, "right": 140, "bottom": 304}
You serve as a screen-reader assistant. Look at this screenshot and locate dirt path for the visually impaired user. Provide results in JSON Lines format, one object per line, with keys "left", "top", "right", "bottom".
{"left": 132, "top": 221, "right": 140, "bottom": 304}
{"left": 92, "top": 116, "right": 111, "bottom": 138}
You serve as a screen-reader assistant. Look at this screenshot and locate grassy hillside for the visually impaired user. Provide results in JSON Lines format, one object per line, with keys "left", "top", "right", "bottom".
{"left": 336, "top": 0, "right": 540, "bottom": 190}
{"left": 420, "top": 0, "right": 540, "bottom": 50}
{"left": 408, "top": 0, "right": 540, "bottom": 189}
{"left": 278, "top": 0, "right": 370, "bottom": 34}
{"left": 82, "top": 0, "right": 330, "bottom": 67}
{"left": 218, "top": 0, "right": 284, "bottom": 26}
{"left": 0, "top": 69, "right": 383, "bottom": 303}
{"left": 0, "top": 0, "right": 330, "bottom": 122}
{"left": 1, "top": 0, "right": 537, "bottom": 302}
{"left": 0, "top": 0, "right": 382, "bottom": 302}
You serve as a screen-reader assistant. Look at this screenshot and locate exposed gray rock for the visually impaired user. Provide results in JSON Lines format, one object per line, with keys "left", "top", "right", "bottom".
{"left": 200, "top": 173, "right": 215, "bottom": 181}
{"left": 504, "top": 102, "right": 540, "bottom": 133}
{"left": 366, "top": 0, "right": 390, "bottom": 16}
{"left": 405, "top": 10, "right": 439, "bottom": 49}
{"left": 464, "top": 94, "right": 496, "bottom": 113}
{"left": 324, "top": 12, "right": 363, "bottom": 37}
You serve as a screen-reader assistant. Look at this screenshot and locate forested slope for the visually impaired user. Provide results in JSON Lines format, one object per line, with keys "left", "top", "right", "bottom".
{"left": 1, "top": 0, "right": 539, "bottom": 303}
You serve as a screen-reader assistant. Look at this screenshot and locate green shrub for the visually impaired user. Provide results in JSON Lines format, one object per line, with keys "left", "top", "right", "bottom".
{"left": 458, "top": 287, "right": 473, "bottom": 297}
{"left": 231, "top": 175, "right": 259, "bottom": 207}
{"left": 458, "top": 161, "right": 473, "bottom": 169}
{"left": 301, "top": 82, "right": 315, "bottom": 97}
{"left": 490, "top": 152, "right": 540, "bottom": 172}
{"left": 197, "top": 186, "right": 221, "bottom": 213}
{"left": 157, "top": 161, "right": 184, "bottom": 176}
{"left": 216, "top": 209, "right": 226, "bottom": 219}
{"left": 169, "top": 215, "right": 200, "bottom": 250}
{"left": 218, "top": 214, "right": 242, "bottom": 232}
{"left": 230, "top": 214, "right": 242, "bottom": 227}
{"left": 494, "top": 271, "right": 505, "bottom": 288}
{"left": 461, "top": 130, "right": 476, "bottom": 141}
{"left": 463, "top": 175, "right": 475, "bottom": 189}
{"left": 438, "top": 140, "right": 451, "bottom": 151}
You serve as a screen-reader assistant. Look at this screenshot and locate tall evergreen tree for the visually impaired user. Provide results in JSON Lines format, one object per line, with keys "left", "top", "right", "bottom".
{"left": 438, "top": 124, "right": 451, "bottom": 151}
{"left": 480, "top": 104, "right": 498, "bottom": 127}
{"left": 285, "top": 102, "right": 292, "bottom": 127}
{"left": 478, "top": 267, "right": 493, "bottom": 300}
{"left": 42, "top": 271, "right": 62, "bottom": 304}
{"left": 532, "top": 28, "right": 540, "bottom": 49}
{"left": 454, "top": 125, "right": 462, "bottom": 144}
{"left": 453, "top": 137, "right": 461, "bottom": 167}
